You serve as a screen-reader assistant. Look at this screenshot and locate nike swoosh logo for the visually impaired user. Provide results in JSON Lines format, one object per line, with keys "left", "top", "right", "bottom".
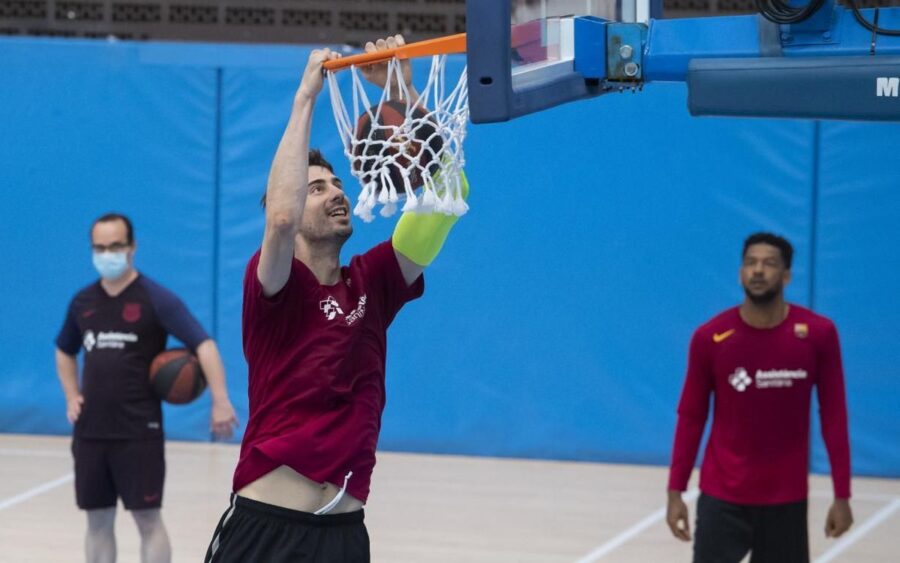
{"left": 713, "top": 329, "right": 735, "bottom": 343}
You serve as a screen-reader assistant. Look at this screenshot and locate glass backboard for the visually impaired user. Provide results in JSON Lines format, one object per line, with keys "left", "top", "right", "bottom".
{"left": 467, "top": 0, "right": 652, "bottom": 123}
{"left": 511, "top": 1, "right": 620, "bottom": 72}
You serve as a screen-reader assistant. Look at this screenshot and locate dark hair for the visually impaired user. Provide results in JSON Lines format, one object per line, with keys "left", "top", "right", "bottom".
{"left": 91, "top": 213, "right": 134, "bottom": 245}
{"left": 260, "top": 149, "right": 336, "bottom": 209}
{"left": 742, "top": 232, "right": 793, "bottom": 269}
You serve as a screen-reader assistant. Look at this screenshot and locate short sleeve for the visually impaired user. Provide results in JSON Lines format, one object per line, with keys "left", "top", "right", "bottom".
{"left": 242, "top": 250, "right": 308, "bottom": 320}
{"left": 245, "top": 251, "right": 288, "bottom": 305}
{"left": 144, "top": 280, "right": 210, "bottom": 351}
{"left": 55, "top": 298, "right": 82, "bottom": 356}
{"left": 358, "top": 240, "right": 425, "bottom": 324}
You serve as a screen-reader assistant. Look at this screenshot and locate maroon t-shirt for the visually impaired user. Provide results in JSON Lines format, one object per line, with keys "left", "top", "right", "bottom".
{"left": 668, "top": 305, "right": 851, "bottom": 505}
{"left": 232, "top": 240, "right": 424, "bottom": 502}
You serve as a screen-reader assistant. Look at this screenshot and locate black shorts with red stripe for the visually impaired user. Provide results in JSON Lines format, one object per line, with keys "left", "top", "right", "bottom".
{"left": 72, "top": 437, "right": 165, "bottom": 510}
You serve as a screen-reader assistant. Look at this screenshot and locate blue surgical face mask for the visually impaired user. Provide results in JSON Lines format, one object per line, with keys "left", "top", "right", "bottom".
{"left": 92, "top": 251, "right": 129, "bottom": 281}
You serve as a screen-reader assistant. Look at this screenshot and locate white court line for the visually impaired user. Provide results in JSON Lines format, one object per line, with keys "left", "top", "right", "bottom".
{"left": 573, "top": 489, "right": 900, "bottom": 563}
{"left": 0, "top": 448, "right": 69, "bottom": 458}
{"left": 809, "top": 489, "right": 899, "bottom": 503}
{"left": 814, "top": 498, "right": 900, "bottom": 563}
{"left": 1, "top": 449, "right": 897, "bottom": 501}
{"left": 573, "top": 489, "right": 700, "bottom": 563}
{"left": 0, "top": 473, "right": 73, "bottom": 512}
{"left": 0, "top": 445, "right": 235, "bottom": 460}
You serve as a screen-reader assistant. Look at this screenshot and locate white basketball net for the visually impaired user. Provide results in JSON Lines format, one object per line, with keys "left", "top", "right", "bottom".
{"left": 326, "top": 56, "right": 469, "bottom": 222}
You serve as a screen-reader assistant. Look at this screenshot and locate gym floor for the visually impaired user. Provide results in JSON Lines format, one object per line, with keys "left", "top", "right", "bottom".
{"left": 1, "top": 434, "right": 897, "bottom": 562}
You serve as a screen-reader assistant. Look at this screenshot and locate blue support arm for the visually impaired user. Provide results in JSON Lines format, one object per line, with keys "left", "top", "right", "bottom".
{"left": 636, "top": 8, "right": 900, "bottom": 120}
{"left": 465, "top": 1, "right": 900, "bottom": 123}
{"left": 643, "top": 8, "right": 900, "bottom": 82}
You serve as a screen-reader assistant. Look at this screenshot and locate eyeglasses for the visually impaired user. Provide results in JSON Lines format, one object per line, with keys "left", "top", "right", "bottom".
{"left": 92, "top": 242, "right": 131, "bottom": 253}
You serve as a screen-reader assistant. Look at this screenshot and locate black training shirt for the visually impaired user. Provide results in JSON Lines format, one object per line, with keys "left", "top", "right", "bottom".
{"left": 56, "top": 274, "right": 209, "bottom": 439}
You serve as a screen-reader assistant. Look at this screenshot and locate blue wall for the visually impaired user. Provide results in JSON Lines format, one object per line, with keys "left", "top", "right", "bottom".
{"left": 1, "top": 37, "right": 897, "bottom": 478}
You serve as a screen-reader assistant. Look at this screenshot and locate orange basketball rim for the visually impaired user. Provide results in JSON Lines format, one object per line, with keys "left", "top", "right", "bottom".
{"left": 324, "top": 33, "right": 470, "bottom": 222}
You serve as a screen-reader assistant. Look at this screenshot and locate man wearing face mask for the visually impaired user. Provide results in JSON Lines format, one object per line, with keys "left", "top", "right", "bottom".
{"left": 665, "top": 232, "right": 853, "bottom": 563}
{"left": 55, "top": 213, "right": 239, "bottom": 563}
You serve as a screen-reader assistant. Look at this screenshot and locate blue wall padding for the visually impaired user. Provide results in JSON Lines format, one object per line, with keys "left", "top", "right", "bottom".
{"left": 379, "top": 82, "right": 815, "bottom": 464}
{"left": 0, "top": 38, "right": 897, "bottom": 479}
{"left": 810, "top": 122, "right": 900, "bottom": 478}
{"left": 0, "top": 39, "right": 218, "bottom": 437}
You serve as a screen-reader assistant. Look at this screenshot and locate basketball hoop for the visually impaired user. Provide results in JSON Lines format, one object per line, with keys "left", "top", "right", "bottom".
{"left": 324, "top": 34, "right": 469, "bottom": 222}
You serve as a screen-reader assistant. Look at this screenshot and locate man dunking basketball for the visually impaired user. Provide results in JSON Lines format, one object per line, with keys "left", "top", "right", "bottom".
{"left": 666, "top": 233, "right": 853, "bottom": 563}
{"left": 56, "top": 213, "right": 239, "bottom": 563}
{"left": 205, "top": 36, "right": 467, "bottom": 562}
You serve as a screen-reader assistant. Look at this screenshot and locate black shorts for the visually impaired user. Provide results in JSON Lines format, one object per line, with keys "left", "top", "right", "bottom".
{"left": 694, "top": 493, "right": 809, "bottom": 563}
{"left": 72, "top": 437, "right": 165, "bottom": 511}
{"left": 206, "top": 495, "right": 370, "bottom": 563}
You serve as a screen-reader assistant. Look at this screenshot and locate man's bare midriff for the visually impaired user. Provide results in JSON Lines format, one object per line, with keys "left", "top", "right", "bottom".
{"left": 236, "top": 465, "right": 364, "bottom": 514}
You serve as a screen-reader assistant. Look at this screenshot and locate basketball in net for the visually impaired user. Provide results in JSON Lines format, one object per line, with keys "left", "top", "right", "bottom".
{"left": 351, "top": 100, "right": 443, "bottom": 195}
{"left": 325, "top": 34, "right": 469, "bottom": 222}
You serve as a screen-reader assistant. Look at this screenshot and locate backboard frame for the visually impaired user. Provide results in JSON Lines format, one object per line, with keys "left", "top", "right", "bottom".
{"left": 466, "top": 0, "right": 659, "bottom": 123}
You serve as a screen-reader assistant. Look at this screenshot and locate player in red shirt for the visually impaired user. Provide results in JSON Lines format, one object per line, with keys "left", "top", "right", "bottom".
{"left": 205, "top": 37, "right": 467, "bottom": 562}
{"left": 666, "top": 233, "right": 853, "bottom": 562}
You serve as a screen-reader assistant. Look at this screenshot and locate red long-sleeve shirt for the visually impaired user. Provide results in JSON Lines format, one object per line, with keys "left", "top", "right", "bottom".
{"left": 668, "top": 305, "right": 851, "bottom": 505}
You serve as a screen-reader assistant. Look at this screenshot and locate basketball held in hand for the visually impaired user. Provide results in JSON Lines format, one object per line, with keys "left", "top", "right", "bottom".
{"left": 149, "top": 348, "right": 207, "bottom": 404}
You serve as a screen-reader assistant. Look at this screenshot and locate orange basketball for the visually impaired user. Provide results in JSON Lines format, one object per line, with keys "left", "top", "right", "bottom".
{"left": 149, "top": 348, "right": 206, "bottom": 404}
{"left": 352, "top": 100, "right": 443, "bottom": 192}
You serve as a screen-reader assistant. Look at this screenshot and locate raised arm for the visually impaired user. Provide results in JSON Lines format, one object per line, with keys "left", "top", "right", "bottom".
{"left": 392, "top": 170, "right": 469, "bottom": 286}
{"left": 258, "top": 49, "right": 340, "bottom": 297}
{"left": 356, "top": 34, "right": 465, "bottom": 285}
{"left": 360, "top": 35, "right": 419, "bottom": 103}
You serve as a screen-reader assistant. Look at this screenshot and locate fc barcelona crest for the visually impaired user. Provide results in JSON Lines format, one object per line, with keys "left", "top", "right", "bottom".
{"left": 123, "top": 302, "right": 142, "bottom": 323}
{"left": 794, "top": 323, "right": 808, "bottom": 339}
